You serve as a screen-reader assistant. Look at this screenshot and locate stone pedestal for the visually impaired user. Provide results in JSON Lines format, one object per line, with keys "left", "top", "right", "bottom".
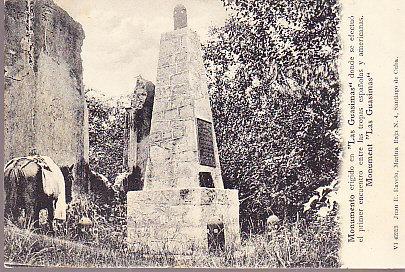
{"left": 127, "top": 188, "right": 240, "bottom": 253}
{"left": 127, "top": 4, "right": 240, "bottom": 254}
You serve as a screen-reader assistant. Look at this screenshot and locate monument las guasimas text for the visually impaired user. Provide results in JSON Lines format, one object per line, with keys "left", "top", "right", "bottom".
{"left": 127, "top": 4, "right": 241, "bottom": 254}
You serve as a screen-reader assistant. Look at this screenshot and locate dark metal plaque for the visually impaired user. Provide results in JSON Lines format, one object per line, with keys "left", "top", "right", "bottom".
{"left": 196, "top": 118, "right": 216, "bottom": 167}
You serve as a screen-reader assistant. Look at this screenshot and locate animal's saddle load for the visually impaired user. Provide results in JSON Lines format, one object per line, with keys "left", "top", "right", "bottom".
{"left": 5, "top": 155, "right": 68, "bottom": 220}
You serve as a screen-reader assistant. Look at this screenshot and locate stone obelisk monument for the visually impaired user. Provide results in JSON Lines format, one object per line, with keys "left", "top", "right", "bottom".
{"left": 127, "top": 4, "right": 240, "bottom": 254}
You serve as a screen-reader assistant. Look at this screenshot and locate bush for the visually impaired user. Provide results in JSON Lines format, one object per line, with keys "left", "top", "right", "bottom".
{"left": 203, "top": 0, "right": 342, "bottom": 231}
{"left": 86, "top": 90, "right": 126, "bottom": 181}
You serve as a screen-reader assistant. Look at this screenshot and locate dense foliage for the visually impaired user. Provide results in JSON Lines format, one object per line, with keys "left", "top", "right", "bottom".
{"left": 203, "top": 0, "right": 341, "bottom": 231}
{"left": 86, "top": 90, "right": 126, "bottom": 181}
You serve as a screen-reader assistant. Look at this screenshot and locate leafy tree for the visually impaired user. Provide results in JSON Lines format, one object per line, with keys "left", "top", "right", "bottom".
{"left": 203, "top": 0, "right": 341, "bottom": 232}
{"left": 86, "top": 90, "right": 126, "bottom": 181}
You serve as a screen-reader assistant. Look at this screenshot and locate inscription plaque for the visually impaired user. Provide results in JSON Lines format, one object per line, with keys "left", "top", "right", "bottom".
{"left": 196, "top": 118, "right": 216, "bottom": 167}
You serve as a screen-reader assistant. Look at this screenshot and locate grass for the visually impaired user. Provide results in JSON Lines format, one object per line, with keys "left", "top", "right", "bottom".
{"left": 4, "top": 213, "right": 340, "bottom": 268}
{"left": 4, "top": 223, "right": 176, "bottom": 268}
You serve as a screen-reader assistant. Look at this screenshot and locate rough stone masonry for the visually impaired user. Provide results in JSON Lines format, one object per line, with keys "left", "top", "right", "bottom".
{"left": 127, "top": 4, "right": 240, "bottom": 254}
{"left": 4, "top": 0, "right": 89, "bottom": 192}
{"left": 123, "top": 76, "right": 155, "bottom": 190}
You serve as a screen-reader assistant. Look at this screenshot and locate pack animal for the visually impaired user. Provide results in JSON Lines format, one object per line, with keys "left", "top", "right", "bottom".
{"left": 4, "top": 156, "right": 74, "bottom": 233}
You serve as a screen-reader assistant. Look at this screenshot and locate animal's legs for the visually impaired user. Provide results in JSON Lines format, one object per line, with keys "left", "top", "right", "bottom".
{"left": 4, "top": 169, "right": 22, "bottom": 224}
{"left": 4, "top": 192, "right": 18, "bottom": 223}
{"left": 24, "top": 198, "right": 39, "bottom": 231}
{"left": 47, "top": 201, "right": 55, "bottom": 235}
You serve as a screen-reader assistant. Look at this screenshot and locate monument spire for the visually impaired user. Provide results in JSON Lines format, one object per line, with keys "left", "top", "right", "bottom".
{"left": 127, "top": 4, "right": 240, "bottom": 254}
{"left": 174, "top": 4, "right": 187, "bottom": 30}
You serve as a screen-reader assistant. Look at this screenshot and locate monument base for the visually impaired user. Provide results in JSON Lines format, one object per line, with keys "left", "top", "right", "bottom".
{"left": 127, "top": 188, "right": 240, "bottom": 254}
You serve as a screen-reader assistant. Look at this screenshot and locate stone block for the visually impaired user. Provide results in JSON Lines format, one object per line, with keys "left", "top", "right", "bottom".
{"left": 162, "top": 130, "right": 172, "bottom": 140}
{"left": 172, "top": 83, "right": 188, "bottom": 96}
{"left": 179, "top": 188, "right": 199, "bottom": 204}
{"left": 170, "top": 97, "right": 181, "bottom": 109}
{"left": 158, "top": 52, "right": 176, "bottom": 68}
{"left": 226, "top": 189, "right": 240, "bottom": 206}
{"left": 176, "top": 175, "right": 200, "bottom": 188}
{"left": 173, "top": 134, "right": 191, "bottom": 151}
{"left": 150, "top": 131, "right": 162, "bottom": 142}
{"left": 164, "top": 241, "right": 188, "bottom": 253}
{"left": 173, "top": 162, "right": 194, "bottom": 179}
{"left": 167, "top": 178, "right": 177, "bottom": 188}
{"left": 161, "top": 32, "right": 175, "bottom": 42}
{"left": 152, "top": 100, "right": 166, "bottom": 113}
{"left": 156, "top": 73, "right": 170, "bottom": 86}
{"left": 170, "top": 72, "right": 188, "bottom": 85}
{"left": 127, "top": 227, "right": 143, "bottom": 241}
{"left": 128, "top": 192, "right": 155, "bottom": 205}
{"left": 202, "top": 203, "right": 223, "bottom": 219}
{"left": 149, "top": 144, "right": 171, "bottom": 163}
{"left": 179, "top": 105, "right": 194, "bottom": 119}
{"left": 176, "top": 63, "right": 188, "bottom": 73}
{"left": 127, "top": 188, "right": 240, "bottom": 254}
{"left": 224, "top": 211, "right": 240, "bottom": 226}
{"left": 172, "top": 126, "right": 185, "bottom": 139}
{"left": 158, "top": 189, "right": 181, "bottom": 205}
{"left": 165, "top": 108, "right": 179, "bottom": 120}
{"left": 127, "top": 211, "right": 160, "bottom": 228}
{"left": 156, "top": 227, "right": 179, "bottom": 240}
{"left": 159, "top": 86, "right": 172, "bottom": 98}
{"left": 161, "top": 65, "right": 177, "bottom": 77}
{"left": 177, "top": 150, "right": 197, "bottom": 163}
{"left": 175, "top": 52, "right": 188, "bottom": 63}
{"left": 153, "top": 111, "right": 164, "bottom": 121}
{"left": 201, "top": 188, "right": 219, "bottom": 205}
{"left": 175, "top": 205, "right": 202, "bottom": 226}
{"left": 216, "top": 190, "right": 229, "bottom": 204}
{"left": 128, "top": 196, "right": 202, "bottom": 227}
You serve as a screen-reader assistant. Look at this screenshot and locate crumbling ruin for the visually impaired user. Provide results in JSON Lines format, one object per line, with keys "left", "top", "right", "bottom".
{"left": 122, "top": 76, "right": 155, "bottom": 191}
{"left": 4, "top": 0, "right": 89, "bottom": 192}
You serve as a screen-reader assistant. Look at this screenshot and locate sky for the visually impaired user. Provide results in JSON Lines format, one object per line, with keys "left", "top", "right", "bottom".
{"left": 53, "top": 0, "right": 229, "bottom": 98}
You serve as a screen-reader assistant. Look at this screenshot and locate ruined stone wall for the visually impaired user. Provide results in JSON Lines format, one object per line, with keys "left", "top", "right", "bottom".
{"left": 124, "top": 108, "right": 138, "bottom": 172}
{"left": 123, "top": 77, "right": 155, "bottom": 189}
{"left": 4, "top": 0, "right": 37, "bottom": 161}
{"left": 133, "top": 80, "right": 154, "bottom": 184}
{"left": 4, "top": 0, "right": 88, "bottom": 191}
